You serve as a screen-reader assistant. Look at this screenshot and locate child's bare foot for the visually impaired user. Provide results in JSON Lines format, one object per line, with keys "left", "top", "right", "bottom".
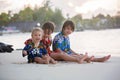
{"left": 43, "top": 56, "right": 50, "bottom": 64}
{"left": 44, "top": 58, "right": 50, "bottom": 64}
{"left": 78, "top": 53, "right": 88, "bottom": 64}
{"left": 86, "top": 56, "right": 94, "bottom": 63}
{"left": 103, "top": 55, "right": 111, "bottom": 62}
{"left": 50, "top": 59, "right": 57, "bottom": 64}
{"left": 93, "top": 55, "right": 111, "bottom": 62}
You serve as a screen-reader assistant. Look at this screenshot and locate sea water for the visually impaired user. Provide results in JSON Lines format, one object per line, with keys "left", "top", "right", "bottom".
{"left": 0, "top": 29, "right": 120, "bottom": 56}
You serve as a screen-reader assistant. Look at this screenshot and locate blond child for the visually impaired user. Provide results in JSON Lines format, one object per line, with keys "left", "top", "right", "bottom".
{"left": 22, "top": 27, "right": 56, "bottom": 64}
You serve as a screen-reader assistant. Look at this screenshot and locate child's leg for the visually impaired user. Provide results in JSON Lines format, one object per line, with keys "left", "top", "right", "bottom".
{"left": 42, "top": 55, "right": 51, "bottom": 64}
{"left": 71, "top": 53, "right": 88, "bottom": 63}
{"left": 92, "top": 55, "right": 111, "bottom": 62}
{"left": 79, "top": 53, "right": 89, "bottom": 63}
{"left": 50, "top": 52, "right": 63, "bottom": 60}
{"left": 72, "top": 52, "right": 94, "bottom": 63}
{"left": 86, "top": 56, "right": 94, "bottom": 63}
{"left": 34, "top": 57, "right": 49, "bottom": 64}
{"left": 50, "top": 52, "right": 80, "bottom": 62}
{"left": 81, "top": 53, "right": 94, "bottom": 63}
{"left": 50, "top": 52, "right": 87, "bottom": 63}
{"left": 49, "top": 57, "right": 57, "bottom": 64}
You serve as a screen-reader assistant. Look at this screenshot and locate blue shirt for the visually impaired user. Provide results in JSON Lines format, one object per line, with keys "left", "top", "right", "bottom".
{"left": 23, "top": 42, "right": 47, "bottom": 59}
{"left": 53, "top": 32, "right": 72, "bottom": 54}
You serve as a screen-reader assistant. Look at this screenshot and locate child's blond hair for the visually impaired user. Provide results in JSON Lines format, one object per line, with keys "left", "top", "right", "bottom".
{"left": 31, "top": 27, "right": 43, "bottom": 36}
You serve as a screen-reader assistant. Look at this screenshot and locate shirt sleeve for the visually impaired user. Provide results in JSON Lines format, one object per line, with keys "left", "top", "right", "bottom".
{"left": 41, "top": 48, "right": 47, "bottom": 55}
{"left": 53, "top": 36, "right": 63, "bottom": 51}
{"left": 23, "top": 45, "right": 31, "bottom": 51}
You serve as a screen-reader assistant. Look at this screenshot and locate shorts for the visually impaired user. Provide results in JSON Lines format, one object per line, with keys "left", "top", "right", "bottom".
{"left": 28, "top": 58, "right": 34, "bottom": 63}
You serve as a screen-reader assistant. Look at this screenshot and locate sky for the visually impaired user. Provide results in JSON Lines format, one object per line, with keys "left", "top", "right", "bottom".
{"left": 0, "top": 0, "right": 119, "bottom": 18}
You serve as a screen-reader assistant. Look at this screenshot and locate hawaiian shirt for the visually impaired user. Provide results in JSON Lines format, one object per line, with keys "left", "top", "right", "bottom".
{"left": 52, "top": 32, "right": 72, "bottom": 54}
{"left": 25, "top": 37, "right": 52, "bottom": 55}
{"left": 23, "top": 40, "right": 47, "bottom": 59}
{"left": 41, "top": 36, "right": 52, "bottom": 55}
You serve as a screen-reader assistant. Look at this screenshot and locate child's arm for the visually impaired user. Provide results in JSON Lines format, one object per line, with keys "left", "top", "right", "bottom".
{"left": 22, "top": 50, "right": 28, "bottom": 57}
{"left": 55, "top": 48, "right": 64, "bottom": 53}
{"left": 22, "top": 44, "right": 31, "bottom": 57}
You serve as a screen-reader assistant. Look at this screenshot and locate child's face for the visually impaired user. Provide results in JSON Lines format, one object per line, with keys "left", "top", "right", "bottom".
{"left": 63, "top": 26, "right": 73, "bottom": 36}
{"left": 43, "top": 29, "right": 52, "bottom": 38}
{"left": 32, "top": 31, "right": 43, "bottom": 43}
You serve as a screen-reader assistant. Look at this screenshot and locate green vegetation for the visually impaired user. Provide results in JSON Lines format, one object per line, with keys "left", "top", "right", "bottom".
{"left": 0, "top": 1, "right": 120, "bottom": 32}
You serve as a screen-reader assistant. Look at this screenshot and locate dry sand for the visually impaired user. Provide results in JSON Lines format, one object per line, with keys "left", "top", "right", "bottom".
{"left": 0, "top": 50, "right": 120, "bottom": 80}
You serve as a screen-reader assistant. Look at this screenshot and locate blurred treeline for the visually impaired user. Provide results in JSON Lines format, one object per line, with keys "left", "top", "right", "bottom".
{"left": 0, "top": 1, "right": 120, "bottom": 32}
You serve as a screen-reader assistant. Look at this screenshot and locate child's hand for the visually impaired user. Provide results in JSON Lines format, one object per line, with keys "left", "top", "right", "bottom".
{"left": 44, "top": 54, "right": 49, "bottom": 57}
{"left": 42, "top": 54, "right": 49, "bottom": 59}
{"left": 22, "top": 50, "right": 28, "bottom": 57}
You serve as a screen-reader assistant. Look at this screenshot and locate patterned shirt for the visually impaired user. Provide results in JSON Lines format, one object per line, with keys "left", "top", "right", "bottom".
{"left": 24, "top": 37, "right": 52, "bottom": 55}
{"left": 41, "top": 36, "right": 52, "bottom": 55}
{"left": 23, "top": 40, "right": 47, "bottom": 59}
{"left": 52, "top": 32, "right": 72, "bottom": 54}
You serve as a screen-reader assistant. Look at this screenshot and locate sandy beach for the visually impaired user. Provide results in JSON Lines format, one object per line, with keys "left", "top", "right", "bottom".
{"left": 0, "top": 29, "right": 120, "bottom": 80}
{"left": 0, "top": 50, "right": 120, "bottom": 80}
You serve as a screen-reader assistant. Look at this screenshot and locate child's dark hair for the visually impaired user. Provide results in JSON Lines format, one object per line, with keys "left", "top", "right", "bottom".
{"left": 62, "top": 20, "right": 75, "bottom": 32}
{"left": 42, "top": 21, "right": 55, "bottom": 33}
